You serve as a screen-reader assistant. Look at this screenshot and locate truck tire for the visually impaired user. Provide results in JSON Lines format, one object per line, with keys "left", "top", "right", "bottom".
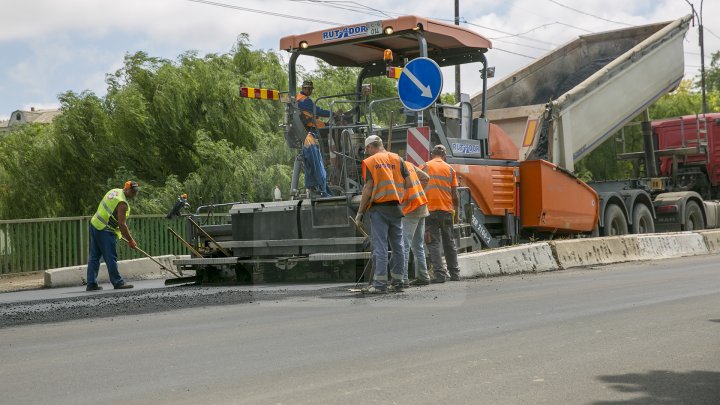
{"left": 602, "top": 204, "right": 628, "bottom": 236}
{"left": 683, "top": 201, "right": 705, "bottom": 231}
{"left": 631, "top": 204, "right": 655, "bottom": 234}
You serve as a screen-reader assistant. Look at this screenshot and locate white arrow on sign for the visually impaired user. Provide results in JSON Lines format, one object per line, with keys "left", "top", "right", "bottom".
{"left": 402, "top": 67, "right": 432, "bottom": 98}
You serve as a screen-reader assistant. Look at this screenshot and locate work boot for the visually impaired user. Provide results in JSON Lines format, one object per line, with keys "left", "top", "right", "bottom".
{"left": 360, "top": 286, "right": 387, "bottom": 294}
{"left": 86, "top": 283, "right": 103, "bottom": 291}
{"left": 113, "top": 283, "right": 134, "bottom": 290}
{"left": 450, "top": 274, "right": 461, "bottom": 281}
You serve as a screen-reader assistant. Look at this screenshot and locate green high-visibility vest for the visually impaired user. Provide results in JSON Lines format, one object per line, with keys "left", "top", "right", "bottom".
{"left": 90, "top": 188, "right": 131, "bottom": 239}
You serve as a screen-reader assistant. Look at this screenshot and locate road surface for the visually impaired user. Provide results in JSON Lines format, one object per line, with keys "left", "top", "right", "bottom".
{"left": 1, "top": 254, "right": 719, "bottom": 404}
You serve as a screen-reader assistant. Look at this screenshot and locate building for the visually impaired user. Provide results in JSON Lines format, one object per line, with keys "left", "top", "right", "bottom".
{"left": 0, "top": 107, "right": 62, "bottom": 133}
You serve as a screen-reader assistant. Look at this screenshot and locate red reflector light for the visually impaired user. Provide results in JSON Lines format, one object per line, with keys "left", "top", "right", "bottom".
{"left": 656, "top": 204, "right": 678, "bottom": 214}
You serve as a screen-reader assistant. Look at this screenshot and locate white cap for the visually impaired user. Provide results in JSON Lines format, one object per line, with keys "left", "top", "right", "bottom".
{"left": 364, "top": 135, "right": 382, "bottom": 148}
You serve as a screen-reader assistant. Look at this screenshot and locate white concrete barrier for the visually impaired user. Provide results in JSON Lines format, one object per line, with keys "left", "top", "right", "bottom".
{"left": 44, "top": 255, "right": 183, "bottom": 288}
{"left": 634, "top": 232, "right": 708, "bottom": 259}
{"left": 458, "top": 243, "right": 558, "bottom": 278}
{"left": 551, "top": 236, "right": 641, "bottom": 269}
{"left": 698, "top": 230, "right": 720, "bottom": 254}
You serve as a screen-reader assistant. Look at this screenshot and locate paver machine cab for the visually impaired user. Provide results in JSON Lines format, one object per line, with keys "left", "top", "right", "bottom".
{"left": 175, "top": 15, "right": 598, "bottom": 283}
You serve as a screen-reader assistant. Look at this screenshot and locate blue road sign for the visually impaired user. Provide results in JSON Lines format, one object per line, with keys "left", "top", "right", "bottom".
{"left": 397, "top": 57, "right": 443, "bottom": 111}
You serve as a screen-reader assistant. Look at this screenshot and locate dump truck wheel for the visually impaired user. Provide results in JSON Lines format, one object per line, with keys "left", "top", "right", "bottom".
{"left": 683, "top": 201, "right": 705, "bottom": 231}
{"left": 602, "top": 204, "right": 628, "bottom": 236}
{"left": 632, "top": 204, "right": 654, "bottom": 234}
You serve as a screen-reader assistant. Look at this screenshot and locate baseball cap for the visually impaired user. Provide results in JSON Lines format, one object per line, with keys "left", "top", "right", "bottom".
{"left": 364, "top": 135, "right": 382, "bottom": 148}
{"left": 302, "top": 80, "right": 314, "bottom": 88}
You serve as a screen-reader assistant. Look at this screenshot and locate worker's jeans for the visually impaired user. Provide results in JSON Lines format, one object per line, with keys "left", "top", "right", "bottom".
{"left": 426, "top": 210, "right": 459, "bottom": 280}
{"left": 86, "top": 225, "right": 125, "bottom": 287}
{"left": 401, "top": 216, "right": 429, "bottom": 282}
{"left": 368, "top": 206, "right": 405, "bottom": 289}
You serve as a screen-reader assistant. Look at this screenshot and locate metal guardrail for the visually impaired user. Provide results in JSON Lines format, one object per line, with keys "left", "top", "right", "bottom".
{"left": 0, "top": 214, "right": 229, "bottom": 274}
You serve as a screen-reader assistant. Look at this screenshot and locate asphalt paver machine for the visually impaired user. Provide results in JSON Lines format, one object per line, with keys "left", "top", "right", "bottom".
{"left": 174, "top": 15, "right": 598, "bottom": 283}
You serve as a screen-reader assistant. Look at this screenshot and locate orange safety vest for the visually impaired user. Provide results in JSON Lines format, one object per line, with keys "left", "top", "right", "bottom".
{"left": 296, "top": 93, "right": 326, "bottom": 129}
{"left": 362, "top": 151, "right": 405, "bottom": 205}
{"left": 422, "top": 157, "right": 458, "bottom": 212}
{"left": 401, "top": 161, "right": 428, "bottom": 215}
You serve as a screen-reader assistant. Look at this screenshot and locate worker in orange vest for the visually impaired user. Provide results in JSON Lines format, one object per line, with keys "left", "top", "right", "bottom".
{"left": 401, "top": 161, "right": 432, "bottom": 287}
{"left": 422, "top": 145, "right": 460, "bottom": 282}
{"left": 355, "top": 135, "right": 410, "bottom": 294}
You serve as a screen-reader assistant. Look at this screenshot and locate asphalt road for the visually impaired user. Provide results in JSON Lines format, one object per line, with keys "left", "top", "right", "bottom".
{"left": 1, "top": 254, "right": 719, "bottom": 404}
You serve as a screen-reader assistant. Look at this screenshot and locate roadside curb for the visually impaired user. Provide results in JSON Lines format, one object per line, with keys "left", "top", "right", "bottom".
{"left": 458, "top": 242, "right": 557, "bottom": 278}
{"left": 460, "top": 231, "right": 716, "bottom": 277}
{"left": 44, "top": 255, "right": 187, "bottom": 288}
{"left": 698, "top": 229, "right": 720, "bottom": 254}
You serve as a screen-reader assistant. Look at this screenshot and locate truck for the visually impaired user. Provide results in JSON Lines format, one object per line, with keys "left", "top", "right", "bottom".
{"left": 475, "top": 14, "right": 720, "bottom": 240}
{"left": 173, "top": 14, "right": 718, "bottom": 283}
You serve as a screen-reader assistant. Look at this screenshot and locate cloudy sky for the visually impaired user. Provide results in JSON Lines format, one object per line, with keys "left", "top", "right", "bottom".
{"left": 1, "top": 0, "right": 718, "bottom": 121}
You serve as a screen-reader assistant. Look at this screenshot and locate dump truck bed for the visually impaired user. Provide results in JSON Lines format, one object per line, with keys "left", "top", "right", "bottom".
{"left": 473, "top": 15, "right": 692, "bottom": 172}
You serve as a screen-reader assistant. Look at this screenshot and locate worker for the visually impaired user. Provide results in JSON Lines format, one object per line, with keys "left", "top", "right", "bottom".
{"left": 401, "top": 160, "right": 432, "bottom": 287}
{"left": 355, "top": 135, "right": 410, "bottom": 294}
{"left": 422, "top": 145, "right": 461, "bottom": 282}
{"left": 296, "top": 79, "right": 340, "bottom": 131}
{"left": 85, "top": 181, "right": 139, "bottom": 291}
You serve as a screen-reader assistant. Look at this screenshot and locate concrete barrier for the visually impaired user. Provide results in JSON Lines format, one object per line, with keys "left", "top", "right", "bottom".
{"left": 634, "top": 232, "right": 708, "bottom": 259}
{"left": 551, "top": 236, "right": 641, "bottom": 269}
{"left": 44, "top": 255, "right": 182, "bottom": 288}
{"left": 698, "top": 230, "right": 720, "bottom": 254}
{"left": 458, "top": 243, "right": 558, "bottom": 278}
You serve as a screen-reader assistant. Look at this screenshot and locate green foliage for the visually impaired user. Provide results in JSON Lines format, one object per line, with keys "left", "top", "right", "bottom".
{"left": 0, "top": 38, "right": 293, "bottom": 219}
{"left": 697, "top": 51, "right": 720, "bottom": 94}
{"left": 0, "top": 124, "right": 58, "bottom": 218}
{"left": 650, "top": 80, "right": 702, "bottom": 118}
{"left": 439, "top": 92, "right": 456, "bottom": 105}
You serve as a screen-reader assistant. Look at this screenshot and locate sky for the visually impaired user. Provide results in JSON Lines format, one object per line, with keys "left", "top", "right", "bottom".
{"left": 1, "top": 0, "right": 718, "bottom": 121}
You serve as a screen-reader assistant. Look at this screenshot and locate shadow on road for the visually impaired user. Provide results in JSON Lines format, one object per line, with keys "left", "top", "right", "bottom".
{"left": 592, "top": 370, "right": 720, "bottom": 404}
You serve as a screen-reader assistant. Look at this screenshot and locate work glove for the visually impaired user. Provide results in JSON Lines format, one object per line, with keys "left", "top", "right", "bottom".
{"left": 354, "top": 212, "right": 364, "bottom": 224}
{"left": 128, "top": 239, "right": 138, "bottom": 249}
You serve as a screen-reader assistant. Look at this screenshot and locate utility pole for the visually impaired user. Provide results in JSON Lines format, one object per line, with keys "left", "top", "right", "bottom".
{"left": 454, "top": 0, "right": 461, "bottom": 103}
{"left": 687, "top": 0, "right": 707, "bottom": 114}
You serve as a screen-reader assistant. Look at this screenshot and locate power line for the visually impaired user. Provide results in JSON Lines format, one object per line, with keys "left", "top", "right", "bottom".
{"left": 493, "top": 48, "right": 538, "bottom": 59}
{"left": 287, "top": 0, "right": 562, "bottom": 50}
{"left": 489, "top": 21, "right": 590, "bottom": 40}
{"left": 289, "top": 0, "right": 394, "bottom": 18}
{"left": 547, "top": 0, "right": 632, "bottom": 26}
{"left": 186, "top": 0, "right": 342, "bottom": 26}
{"left": 462, "top": 20, "right": 558, "bottom": 46}
{"left": 705, "top": 27, "right": 720, "bottom": 41}
{"left": 493, "top": 39, "right": 552, "bottom": 52}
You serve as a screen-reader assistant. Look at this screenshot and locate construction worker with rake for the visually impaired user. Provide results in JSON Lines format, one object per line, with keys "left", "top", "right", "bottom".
{"left": 85, "top": 180, "right": 139, "bottom": 291}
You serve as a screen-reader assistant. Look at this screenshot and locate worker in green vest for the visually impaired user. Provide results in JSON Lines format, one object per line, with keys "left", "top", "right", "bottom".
{"left": 85, "top": 181, "right": 139, "bottom": 291}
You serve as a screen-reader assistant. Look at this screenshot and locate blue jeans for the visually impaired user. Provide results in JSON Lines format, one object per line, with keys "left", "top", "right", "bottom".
{"left": 368, "top": 206, "right": 405, "bottom": 289}
{"left": 86, "top": 224, "right": 125, "bottom": 286}
{"left": 402, "top": 216, "right": 429, "bottom": 282}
